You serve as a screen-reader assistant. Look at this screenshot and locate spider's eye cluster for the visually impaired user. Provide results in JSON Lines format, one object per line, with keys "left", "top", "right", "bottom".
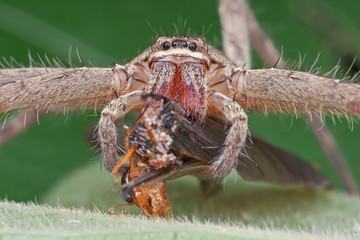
{"left": 162, "top": 40, "right": 197, "bottom": 51}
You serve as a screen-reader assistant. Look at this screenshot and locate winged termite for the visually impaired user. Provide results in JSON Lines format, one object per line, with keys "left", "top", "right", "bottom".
{"left": 110, "top": 95, "right": 330, "bottom": 217}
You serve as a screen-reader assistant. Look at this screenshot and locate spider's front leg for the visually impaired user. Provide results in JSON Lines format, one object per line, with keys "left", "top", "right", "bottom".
{"left": 99, "top": 61, "right": 150, "bottom": 172}
{"left": 98, "top": 90, "right": 144, "bottom": 172}
{"left": 208, "top": 92, "right": 248, "bottom": 178}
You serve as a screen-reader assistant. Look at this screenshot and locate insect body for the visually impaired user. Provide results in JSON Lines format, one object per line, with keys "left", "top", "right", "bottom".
{"left": 110, "top": 95, "right": 330, "bottom": 217}
{"left": 109, "top": 95, "right": 184, "bottom": 218}
{"left": 109, "top": 95, "right": 216, "bottom": 217}
{"left": 110, "top": 133, "right": 172, "bottom": 218}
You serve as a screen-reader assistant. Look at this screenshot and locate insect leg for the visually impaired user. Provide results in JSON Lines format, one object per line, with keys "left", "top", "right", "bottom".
{"left": 208, "top": 92, "right": 248, "bottom": 178}
{"left": 98, "top": 90, "right": 144, "bottom": 172}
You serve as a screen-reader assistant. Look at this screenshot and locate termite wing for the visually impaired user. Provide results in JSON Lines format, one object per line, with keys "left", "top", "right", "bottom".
{"left": 119, "top": 95, "right": 331, "bottom": 201}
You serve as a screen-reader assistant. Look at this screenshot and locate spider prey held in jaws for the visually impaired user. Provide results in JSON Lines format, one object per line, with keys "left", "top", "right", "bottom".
{"left": 97, "top": 36, "right": 360, "bottom": 179}
{"left": 109, "top": 95, "right": 330, "bottom": 218}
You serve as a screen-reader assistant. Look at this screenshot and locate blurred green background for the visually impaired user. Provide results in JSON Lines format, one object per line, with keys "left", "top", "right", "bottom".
{"left": 0, "top": 0, "right": 359, "bottom": 210}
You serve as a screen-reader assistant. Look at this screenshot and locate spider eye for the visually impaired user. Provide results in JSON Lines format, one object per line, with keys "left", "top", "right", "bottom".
{"left": 172, "top": 41, "right": 177, "bottom": 47}
{"left": 189, "top": 42, "right": 197, "bottom": 51}
{"left": 162, "top": 41, "right": 171, "bottom": 50}
{"left": 181, "top": 41, "right": 187, "bottom": 48}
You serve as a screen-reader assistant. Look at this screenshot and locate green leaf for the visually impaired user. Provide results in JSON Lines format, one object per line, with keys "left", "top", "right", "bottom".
{"left": 30, "top": 163, "right": 360, "bottom": 239}
{"left": 1, "top": 200, "right": 337, "bottom": 240}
